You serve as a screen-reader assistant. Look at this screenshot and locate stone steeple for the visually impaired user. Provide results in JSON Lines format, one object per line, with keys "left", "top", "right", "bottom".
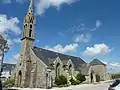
{"left": 22, "top": 0, "right": 35, "bottom": 41}
{"left": 15, "top": 0, "right": 35, "bottom": 88}
{"left": 27, "top": 0, "right": 34, "bottom": 16}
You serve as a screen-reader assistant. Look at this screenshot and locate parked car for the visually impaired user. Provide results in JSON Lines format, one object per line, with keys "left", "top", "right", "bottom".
{"left": 108, "top": 79, "right": 120, "bottom": 90}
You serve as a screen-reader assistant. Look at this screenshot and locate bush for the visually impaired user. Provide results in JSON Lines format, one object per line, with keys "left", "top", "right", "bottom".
{"left": 55, "top": 75, "right": 68, "bottom": 86}
{"left": 111, "top": 74, "right": 120, "bottom": 79}
{"left": 3, "top": 77, "right": 15, "bottom": 88}
{"left": 69, "top": 77, "right": 80, "bottom": 85}
{"left": 76, "top": 73, "right": 86, "bottom": 83}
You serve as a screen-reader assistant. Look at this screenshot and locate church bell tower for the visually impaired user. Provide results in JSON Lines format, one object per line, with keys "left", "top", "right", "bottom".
{"left": 22, "top": 0, "right": 35, "bottom": 41}
{"left": 15, "top": 0, "right": 35, "bottom": 88}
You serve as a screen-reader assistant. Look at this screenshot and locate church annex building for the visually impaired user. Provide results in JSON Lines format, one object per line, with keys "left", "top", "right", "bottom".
{"left": 14, "top": 0, "right": 110, "bottom": 88}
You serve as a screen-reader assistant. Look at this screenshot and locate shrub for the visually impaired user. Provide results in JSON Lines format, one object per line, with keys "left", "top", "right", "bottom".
{"left": 55, "top": 75, "right": 68, "bottom": 86}
{"left": 111, "top": 74, "right": 120, "bottom": 79}
{"left": 3, "top": 77, "right": 15, "bottom": 88}
{"left": 69, "top": 77, "right": 80, "bottom": 85}
{"left": 76, "top": 73, "right": 86, "bottom": 83}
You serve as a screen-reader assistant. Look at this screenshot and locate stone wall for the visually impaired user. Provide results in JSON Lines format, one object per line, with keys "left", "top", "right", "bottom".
{"left": 30, "top": 49, "right": 47, "bottom": 88}
{"left": 90, "top": 65, "right": 109, "bottom": 81}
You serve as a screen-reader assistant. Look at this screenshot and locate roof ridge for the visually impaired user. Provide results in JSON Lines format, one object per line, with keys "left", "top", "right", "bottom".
{"left": 89, "top": 58, "right": 106, "bottom": 66}
{"left": 32, "top": 46, "right": 86, "bottom": 68}
{"left": 34, "top": 46, "right": 81, "bottom": 58}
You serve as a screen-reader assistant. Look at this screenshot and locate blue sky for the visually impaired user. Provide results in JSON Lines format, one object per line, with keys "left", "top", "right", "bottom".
{"left": 0, "top": 0, "right": 120, "bottom": 73}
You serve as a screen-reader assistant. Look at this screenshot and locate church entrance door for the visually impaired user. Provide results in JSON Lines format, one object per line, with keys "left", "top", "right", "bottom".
{"left": 18, "top": 70, "right": 22, "bottom": 86}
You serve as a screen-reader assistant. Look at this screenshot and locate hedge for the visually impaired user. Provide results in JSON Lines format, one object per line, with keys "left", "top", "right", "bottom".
{"left": 55, "top": 75, "right": 68, "bottom": 86}
{"left": 76, "top": 73, "right": 86, "bottom": 83}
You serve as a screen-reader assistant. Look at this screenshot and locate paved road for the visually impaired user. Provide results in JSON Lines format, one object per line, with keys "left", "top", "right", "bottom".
{"left": 70, "top": 83, "right": 110, "bottom": 90}
{"left": 52, "top": 82, "right": 112, "bottom": 90}
{"left": 3, "top": 82, "right": 112, "bottom": 90}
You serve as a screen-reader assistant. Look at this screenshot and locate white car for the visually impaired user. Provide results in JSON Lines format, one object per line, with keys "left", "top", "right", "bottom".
{"left": 108, "top": 79, "right": 120, "bottom": 90}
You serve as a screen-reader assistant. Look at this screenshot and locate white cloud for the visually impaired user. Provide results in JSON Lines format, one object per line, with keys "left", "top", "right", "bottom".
{"left": 106, "top": 62, "right": 120, "bottom": 74}
{"left": 15, "top": 0, "right": 27, "bottom": 4}
{"left": 74, "top": 33, "right": 91, "bottom": 43}
{"left": 101, "top": 61, "right": 107, "bottom": 65}
{"left": 68, "top": 23, "right": 89, "bottom": 33}
{"left": 0, "top": 14, "right": 21, "bottom": 47}
{"left": 6, "top": 38, "right": 21, "bottom": 47}
{"left": 57, "top": 32, "right": 65, "bottom": 36}
{"left": 2, "top": 0, "right": 79, "bottom": 15}
{"left": 3, "top": 0, "right": 11, "bottom": 4}
{"left": 45, "top": 43, "right": 78, "bottom": 53}
{"left": 100, "top": 61, "right": 120, "bottom": 74}
{"left": 2, "top": 0, "right": 27, "bottom": 4}
{"left": 83, "top": 43, "right": 111, "bottom": 57}
{"left": 7, "top": 39, "right": 14, "bottom": 46}
{"left": 36, "top": 39, "right": 40, "bottom": 43}
{"left": 36, "top": 0, "right": 79, "bottom": 15}
{"left": 13, "top": 38, "right": 21, "bottom": 43}
{"left": 0, "top": 14, "right": 21, "bottom": 35}
{"left": 90, "top": 20, "right": 102, "bottom": 31}
{"left": 13, "top": 53, "right": 19, "bottom": 61}
{"left": 96, "top": 20, "right": 102, "bottom": 28}
{"left": 110, "top": 62, "right": 120, "bottom": 67}
{"left": 4, "top": 53, "right": 19, "bottom": 64}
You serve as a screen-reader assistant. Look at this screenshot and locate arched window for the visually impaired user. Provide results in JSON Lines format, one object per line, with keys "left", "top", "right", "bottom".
{"left": 29, "top": 29, "right": 32, "bottom": 37}
{"left": 30, "top": 24, "right": 32, "bottom": 28}
{"left": 56, "top": 63, "right": 60, "bottom": 77}
{"left": 69, "top": 64, "right": 72, "bottom": 76}
{"left": 30, "top": 17, "right": 33, "bottom": 23}
{"left": 18, "top": 70, "right": 22, "bottom": 85}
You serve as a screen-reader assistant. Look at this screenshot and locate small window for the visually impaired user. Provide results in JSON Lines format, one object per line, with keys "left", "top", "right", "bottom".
{"left": 46, "top": 73, "right": 48, "bottom": 77}
{"left": 30, "top": 18, "right": 33, "bottom": 23}
{"left": 30, "top": 25, "right": 32, "bottom": 28}
{"left": 19, "top": 71, "right": 22, "bottom": 76}
{"left": 29, "top": 29, "right": 32, "bottom": 37}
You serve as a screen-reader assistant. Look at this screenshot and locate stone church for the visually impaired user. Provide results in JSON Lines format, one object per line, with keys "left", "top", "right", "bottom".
{"left": 14, "top": 0, "right": 110, "bottom": 88}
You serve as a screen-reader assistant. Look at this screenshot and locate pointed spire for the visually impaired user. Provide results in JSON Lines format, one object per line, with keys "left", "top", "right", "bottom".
{"left": 29, "top": 0, "right": 33, "bottom": 9}
{"left": 27, "top": 0, "right": 34, "bottom": 15}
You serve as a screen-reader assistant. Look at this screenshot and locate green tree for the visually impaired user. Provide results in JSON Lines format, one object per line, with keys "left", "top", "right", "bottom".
{"left": 69, "top": 77, "right": 80, "bottom": 85}
{"left": 76, "top": 73, "right": 86, "bottom": 83}
{"left": 55, "top": 75, "right": 68, "bottom": 86}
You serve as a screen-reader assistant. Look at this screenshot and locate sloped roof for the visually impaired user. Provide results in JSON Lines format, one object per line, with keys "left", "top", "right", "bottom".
{"left": 89, "top": 59, "right": 106, "bottom": 66}
{"left": 2, "top": 63, "right": 16, "bottom": 71}
{"left": 0, "top": 34, "right": 7, "bottom": 44}
{"left": 79, "top": 63, "right": 90, "bottom": 76}
{"left": 32, "top": 46, "right": 86, "bottom": 69}
{"left": 0, "top": 35, "right": 4, "bottom": 40}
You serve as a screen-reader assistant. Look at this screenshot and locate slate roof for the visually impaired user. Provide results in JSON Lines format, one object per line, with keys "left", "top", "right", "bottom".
{"left": 2, "top": 63, "right": 16, "bottom": 71}
{"left": 78, "top": 63, "right": 90, "bottom": 76}
{"left": 0, "top": 35, "right": 4, "bottom": 40}
{"left": 32, "top": 46, "right": 86, "bottom": 69}
{"left": 0, "top": 34, "right": 7, "bottom": 44}
{"left": 89, "top": 59, "right": 106, "bottom": 66}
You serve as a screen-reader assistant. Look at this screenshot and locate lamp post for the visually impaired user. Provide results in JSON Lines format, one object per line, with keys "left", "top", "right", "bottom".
{"left": 0, "top": 35, "right": 9, "bottom": 90}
